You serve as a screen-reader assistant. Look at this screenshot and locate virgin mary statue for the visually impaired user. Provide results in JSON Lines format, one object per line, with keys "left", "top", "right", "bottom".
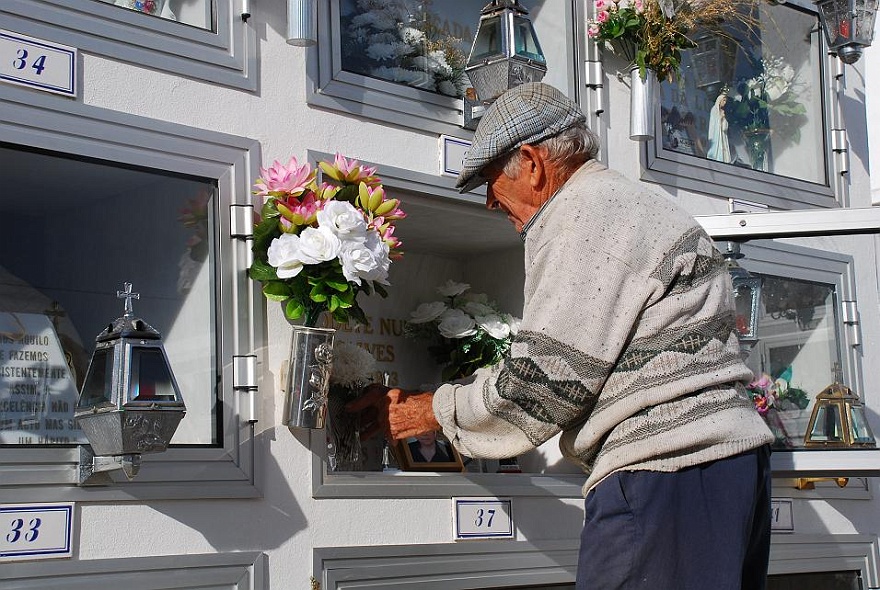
{"left": 707, "top": 93, "right": 732, "bottom": 163}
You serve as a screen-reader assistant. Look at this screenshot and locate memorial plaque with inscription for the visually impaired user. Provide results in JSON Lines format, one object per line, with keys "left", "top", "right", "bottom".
{"left": 0, "top": 312, "right": 86, "bottom": 445}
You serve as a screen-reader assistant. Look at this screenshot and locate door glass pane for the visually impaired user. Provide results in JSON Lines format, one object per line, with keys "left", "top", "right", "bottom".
{"left": 767, "top": 570, "right": 862, "bottom": 590}
{"left": 0, "top": 144, "right": 218, "bottom": 446}
{"left": 339, "top": 0, "right": 487, "bottom": 98}
{"left": 93, "top": 0, "right": 215, "bottom": 31}
{"left": 659, "top": 2, "right": 826, "bottom": 184}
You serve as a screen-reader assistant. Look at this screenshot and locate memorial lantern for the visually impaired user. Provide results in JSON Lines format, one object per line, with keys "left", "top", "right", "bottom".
{"left": 804, "top": 382, "right": 876, "bottom": 447}
{"left": 465, "top": 0, "right": 547, "bottom": 104}
{"left": 722, "top": 242, "right": 762, "bottom": 356}
{"left": 815, "top": 0, "right": 878, "bottom": 64}
{"left": 75, "top": 282, "right": 186, "bottom": 485}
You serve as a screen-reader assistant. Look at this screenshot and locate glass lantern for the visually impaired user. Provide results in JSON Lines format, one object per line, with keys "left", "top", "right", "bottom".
{"left": 465, "top": 0, "right": 547, "bottom": 104}
{"left": 804, "top": 382, "right": 876, "bottom": 447}
{"left": 815, "top": 0, "right": 878, "bottom": 63}
{"left": 722, "top": 242, "right": 762, "bottom": 355}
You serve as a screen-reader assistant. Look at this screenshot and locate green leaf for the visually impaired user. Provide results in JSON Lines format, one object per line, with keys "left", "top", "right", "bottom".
{"left": 373, "top": 283, "right": 388, "bottom": 298}
{"left": 262, "top": 281, "right": 292, "bottom": 302}
{"left": 325, "top": 280, "right": 349, "bottom": 292}
{"left": 285, "top": 300, "right": 305, "bottom": 321}
{"left": 248, "top": 258, "right": 278, "bottom": 282}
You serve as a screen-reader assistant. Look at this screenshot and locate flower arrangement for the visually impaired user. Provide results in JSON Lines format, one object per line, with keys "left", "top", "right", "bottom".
{"left": 342, "top": 0, "right": 470, "bottom": 97}
{"left": 746, "top": 371, "right": 810, "bottom": 448}
{"left": 586, "top": 0, "right": 759, "bottom": 81}
{"left": 329, "top": 342, "right": 378, "bottom": 393}
{"left": 406, "top": 281, "right": 521, "bottom": 381}
{"left": 728, "top": 55, "right": 807, "bottom": 139}
{"left": 248, "top": 154, "right": 405, "bottom": 327}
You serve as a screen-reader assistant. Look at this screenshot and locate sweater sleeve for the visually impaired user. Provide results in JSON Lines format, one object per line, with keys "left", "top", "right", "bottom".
{"left": 433, "top": 223, "right": 662, "bottom": 459}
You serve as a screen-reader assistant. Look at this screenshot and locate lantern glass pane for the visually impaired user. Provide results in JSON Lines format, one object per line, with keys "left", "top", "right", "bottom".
{"left": 854, "top": 0, "right": 879, "bottom": 43}
{"left": 849, "top": 405, "right": 876, "bottom": 443}
{"left": 77, "top": 348, "right": 114, "bottom": 410}
{"left": 512, "top": 16, "right": 545, "bottom": 62}
{"left": 129, "top": 348, "right": 179, "bottom": 402}
{"left": 472, "top": 16, "right": 505, "bottom": 61}
{"left": 658, "top": 3, "right": 826, "bottom": 184}
{"left": 809, "top": 404, "right": 844, "bottom": 442}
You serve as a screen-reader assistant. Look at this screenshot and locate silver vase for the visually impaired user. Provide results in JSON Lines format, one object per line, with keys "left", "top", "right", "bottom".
{"left": 284, "top": 326, "right": 335, "bottom": 429}
{"left": 629, "top": 66, "right": 655, "bottom": 141}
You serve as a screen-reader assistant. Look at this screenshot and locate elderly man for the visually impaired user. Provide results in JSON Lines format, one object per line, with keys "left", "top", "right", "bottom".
{"left": 352, "top": 82, "right": 774, "bottom": 589}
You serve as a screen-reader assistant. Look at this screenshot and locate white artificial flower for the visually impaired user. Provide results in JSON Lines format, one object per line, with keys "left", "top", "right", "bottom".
{"left": 267, "top": 233, "right": 306, "bottom": 279}
{"left": 409, "top": 301, "right": 448, "bottom": 324}
{"left": 339, "top": 232, "right": 390, "bottom": 285}
{"left": 503, "top": 313, "right": 522, "bottom": 336}
{"left": 437, "top": 308, "right": 477, "bottom": 339}
{"left": 400, "top": 26, "right": 425, "bottom": 44}
{"left": 437, "top": 280, "right": 470, "bottom": 297}
{"left": 329, "top": 342, "right": 377, "bottom": 388}
{"left": 462, "top": 301, "right": 496, "bottom": 317}
{"left": 297, "top": 225, "right": 342, "bottom": 264}
{"left": 475, "top": 314, "right": 510, "bottom": 340}
{"left": 317, "top": 200, "right": 368, "bottom": 238}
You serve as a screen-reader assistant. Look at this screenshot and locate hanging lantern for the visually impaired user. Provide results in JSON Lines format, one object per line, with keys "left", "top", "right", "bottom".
{"left": 465, "top": 0, "right": 547, "bottom": 104}
{"left": 804, "top": 382, "right": 876, "bottom": 447}
{"left": 690, "top": 32, "right": 737, "bottom": 97}
{"left": 722, "top": 242, "right": 763, "bottom": 355}
{"left": 814, "top": 0, "right": 878, "bottom": 64}
{"left": 75, "top": 282, "right": 186, "bottom": 484}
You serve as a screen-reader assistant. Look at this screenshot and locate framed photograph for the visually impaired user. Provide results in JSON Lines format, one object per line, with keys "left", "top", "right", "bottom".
{"left": 395, "top": 431, "right": 465, "bottom": 472}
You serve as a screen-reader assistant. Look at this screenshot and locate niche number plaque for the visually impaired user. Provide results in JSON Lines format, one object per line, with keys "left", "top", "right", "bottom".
{"left": 0, "top": 30, "right": 77, "bottom": 97}
{"left": 1, "top": 503, "right": 74, "bottom": 561}
{"left": 453, "top": 497, "right": 514, "bottom": 540}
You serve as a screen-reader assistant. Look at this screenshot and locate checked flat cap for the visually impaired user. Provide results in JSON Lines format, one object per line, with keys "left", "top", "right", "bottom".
{"left": 456, "top": 82, "right": 586, "bottom": 193}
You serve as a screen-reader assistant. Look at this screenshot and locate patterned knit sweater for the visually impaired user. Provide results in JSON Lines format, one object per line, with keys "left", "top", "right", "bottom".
{"left": 433, "top": 160, "right": 774, "bottom": 494}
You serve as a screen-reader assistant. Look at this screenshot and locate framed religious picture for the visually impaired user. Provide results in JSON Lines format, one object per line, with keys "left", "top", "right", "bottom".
{"left": 395, "top": 430, "right": 465, "bottom": 472}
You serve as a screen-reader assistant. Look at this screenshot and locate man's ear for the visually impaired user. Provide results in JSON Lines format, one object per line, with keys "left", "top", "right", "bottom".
{"left": 519, "top": 144, "right": 546, "bottom": 189}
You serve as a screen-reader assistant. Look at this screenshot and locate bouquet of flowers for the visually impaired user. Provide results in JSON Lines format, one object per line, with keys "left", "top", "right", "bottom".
{"left": 746, "top": 371, "right": 810, "bottom": 448}
{"left": 248, "top": 153, "right": 405, "bottom": 327}
{"left": 406, "top": 281, "right": 521, "bottom": 381}
{"left": 728, "top": 55, "right": 807, "bottom": 139}
{"left": 342, "top": 0, "right": 469, "bottom": 97}
{"left": 587, "top": 0, "right": 759, "bottom": 81}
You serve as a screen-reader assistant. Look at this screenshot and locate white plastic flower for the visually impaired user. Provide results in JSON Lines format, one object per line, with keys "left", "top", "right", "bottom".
{"left": 438, "top": 309, "right": 477, "bottom": 339}
{"left": 317, "top": 201, "right": 368, "bottom": 238}
{"left": 409, "top": 301, "right": 448, "bottom": 324}
{"left": 267, "top": 233, "right": 305, "bottom": 279}
{"left": 475, "top": 314, "right": 510, "bottom": 340}
{"left": 437, "top": 280, "right": 470, "bottom": 297}
{"left": 339, "top": 232, "right": 390, "bottom": 285}
{"left": 329, "top": 342, "right": 377, "bottom": 388}
{"left": 503, "top": 313, "right": 522, "bottom": 336}
{"left": 297, "top": 225, "right": 342, "bottom": 264}
{"left": 462, "top": 301, "right": 496, "bottom": 317}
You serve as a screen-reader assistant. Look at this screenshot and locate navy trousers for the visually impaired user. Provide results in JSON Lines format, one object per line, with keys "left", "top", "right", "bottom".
{"left": 576, "top": 445, "right": 772, "bottom": 590}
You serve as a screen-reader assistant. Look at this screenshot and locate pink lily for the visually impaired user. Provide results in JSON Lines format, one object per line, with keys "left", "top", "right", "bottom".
{"left": 254, "top": 157, "right": 315, "bottom": 197}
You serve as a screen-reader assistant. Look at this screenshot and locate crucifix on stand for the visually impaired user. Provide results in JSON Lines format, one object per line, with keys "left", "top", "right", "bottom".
{"left": 117, "top": 282, "right": 140, "bottom": 318}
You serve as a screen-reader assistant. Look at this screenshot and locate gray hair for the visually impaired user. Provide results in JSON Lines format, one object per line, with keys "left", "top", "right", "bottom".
{"left": 501, "top": 121, "right": 600, "bottom": 178}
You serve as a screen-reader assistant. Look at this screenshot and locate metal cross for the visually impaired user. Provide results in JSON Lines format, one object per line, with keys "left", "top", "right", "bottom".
{"left": 44, "top": 301, "right": 66, "bottom": 329}
{"left": 117, "top": 282, "right": 140, "bottom": 317}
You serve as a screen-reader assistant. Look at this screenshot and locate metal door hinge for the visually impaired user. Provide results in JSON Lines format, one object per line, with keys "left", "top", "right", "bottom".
{"left": 233, "top": 354, "right": 259, "bottom": 423}
{"left": 842, "top": 300, "right": 861, "bottom": 347}
{"left": 230, "top": 204, "right": 254, "bottom": 239}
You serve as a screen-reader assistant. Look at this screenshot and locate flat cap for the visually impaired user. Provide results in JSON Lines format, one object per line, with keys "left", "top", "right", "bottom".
{"left": 456, "top": 82, "right": 586, "bottom": 193}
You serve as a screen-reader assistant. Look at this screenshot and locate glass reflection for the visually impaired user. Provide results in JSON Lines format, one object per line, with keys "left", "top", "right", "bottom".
{"left": 659, "top": 3, "right": 825, "bottom": 184}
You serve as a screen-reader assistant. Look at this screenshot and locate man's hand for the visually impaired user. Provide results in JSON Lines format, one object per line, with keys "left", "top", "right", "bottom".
{"left": 346, "top": 385, "right": 441, "bottom": 440}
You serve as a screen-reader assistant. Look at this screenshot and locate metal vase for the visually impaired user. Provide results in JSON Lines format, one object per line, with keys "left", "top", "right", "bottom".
{"left": 284, "top": 326, "right": 335, "bottom": 429}
{"left": 629, "top": 66, "right": 655, "bottom": 141}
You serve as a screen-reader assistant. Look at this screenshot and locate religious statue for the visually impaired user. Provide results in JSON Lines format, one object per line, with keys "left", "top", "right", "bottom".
{"left": 707, "top": 93, "right": 732, "bottom": 164}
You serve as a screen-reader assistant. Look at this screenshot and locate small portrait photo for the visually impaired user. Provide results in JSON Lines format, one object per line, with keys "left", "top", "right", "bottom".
{"left": 396, "top": 430, "right": 465, "bottom": 472}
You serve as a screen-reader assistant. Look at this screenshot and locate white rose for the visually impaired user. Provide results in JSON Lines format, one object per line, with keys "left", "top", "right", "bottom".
{"left": 503, "top": 314, "right": 522, "bottom": 336}
{"left": 437, "top": 280, "right": 470, "bottom": 297}
{"left": 438, "top": 309, "right": 477, "bottom": 339}
{"left": 339, "top": 232, "right": 390, "bottom": 285}
{"left": 317, "top": 201, "right": 368, "bottom": 238}
{"left": 298, "top": 225, "right": 341, "bottom": 264}
{"left": 463, "top": 301, "right": 496, "bottom": 317}
{"left": 266, "top": 233, "right": 306, "bottom": 279}
{"left": 409, "top": 301, "right": 448, "bottom": 324}
{"left": 475, "top": 314, "right": 510, "bottom": 340}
